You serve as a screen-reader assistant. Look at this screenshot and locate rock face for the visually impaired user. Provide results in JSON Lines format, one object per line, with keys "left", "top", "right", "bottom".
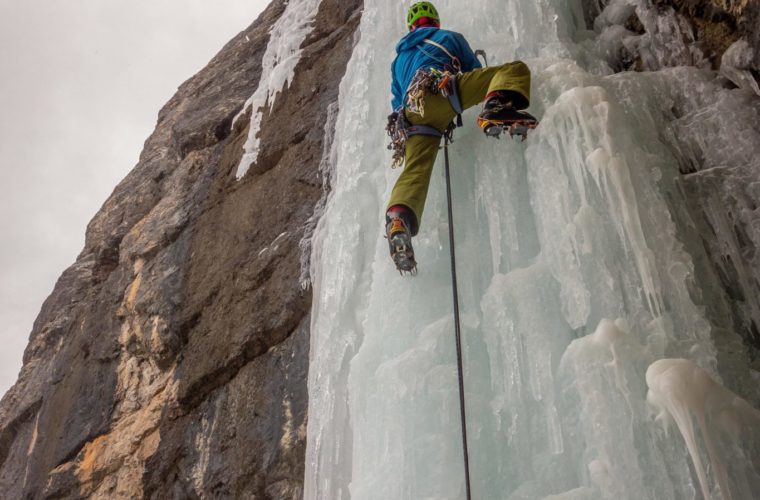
{"left": 1, "top": 0, "right": 758, "bottom": 498}
{"left": 585, "top": 0, "right": 760, "bottom": 93}
{"left": 650, "top": 0, "right": 759, "bottom": 69}
{"left": 0, "top": 0, "right": 362, "bottom": 497}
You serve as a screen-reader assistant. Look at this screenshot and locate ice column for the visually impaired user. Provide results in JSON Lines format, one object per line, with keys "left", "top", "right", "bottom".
{"left": 305, "top": 0, "right": 760, "bottom": 499}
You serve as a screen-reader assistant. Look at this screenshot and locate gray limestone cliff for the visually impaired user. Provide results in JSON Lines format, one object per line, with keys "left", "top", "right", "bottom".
{"left": 1, "top": 0, "right": 759, "bottom": 498}
{"left": 0, "top": 0, "right": 362, "bottom": 497}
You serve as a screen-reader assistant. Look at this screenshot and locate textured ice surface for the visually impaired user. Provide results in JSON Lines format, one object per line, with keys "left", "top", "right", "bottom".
{"left": 647, "top": 359, "right": 760, "bottom": 500}
{"left": 305, "top": 1, "right": 760, "bottom": 499}
{"left": 234, "top": 0, "right": 321, "bottom": 178}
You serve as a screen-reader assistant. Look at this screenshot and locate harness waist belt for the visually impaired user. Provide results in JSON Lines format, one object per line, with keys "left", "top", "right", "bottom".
{"left": 406, "top": 124, "right": 444, "bottom": 138}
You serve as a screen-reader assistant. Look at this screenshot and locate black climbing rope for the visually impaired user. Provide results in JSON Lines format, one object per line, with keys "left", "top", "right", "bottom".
{"left": 442, "top": 129, "right": 473, "bottom": 500}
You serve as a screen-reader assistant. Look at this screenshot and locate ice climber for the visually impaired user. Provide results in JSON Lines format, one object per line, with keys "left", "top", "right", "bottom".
{"left": 385, "top": 1, "right": 537, "bottom": 273}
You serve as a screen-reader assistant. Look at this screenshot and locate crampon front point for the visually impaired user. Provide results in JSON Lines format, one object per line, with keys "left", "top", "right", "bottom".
{"left": 388, "top": 231, "right": 417, "bottom": 275}
{"left": 479, "top": 119, "right": 538, "bottom": 141}
{"left": 386, "top": 208, "right": 418, "bottom": 275}
{"left": 387, "top": 223, "right": 417, "bottom": 276}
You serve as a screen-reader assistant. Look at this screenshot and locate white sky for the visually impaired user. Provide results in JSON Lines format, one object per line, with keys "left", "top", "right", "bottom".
{"left": 0, "top": 0, "right": 271, "bottom": 398}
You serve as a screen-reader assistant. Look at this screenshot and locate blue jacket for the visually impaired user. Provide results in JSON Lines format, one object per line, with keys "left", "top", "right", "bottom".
{"left": 390, "top": 27, "right": 481, "bottom": 111}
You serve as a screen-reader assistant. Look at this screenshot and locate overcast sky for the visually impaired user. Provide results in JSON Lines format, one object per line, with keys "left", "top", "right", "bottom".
{"left": 0, "top": 0, "right": 271, "bottom": 397}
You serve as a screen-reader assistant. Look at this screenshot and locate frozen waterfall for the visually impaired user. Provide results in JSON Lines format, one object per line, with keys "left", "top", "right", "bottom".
{"left": 305, "top": 1, "right": 760, "bottom": 499}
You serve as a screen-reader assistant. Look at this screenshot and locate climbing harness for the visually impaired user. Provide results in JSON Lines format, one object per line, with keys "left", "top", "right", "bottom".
{"left": 386, "top": 36, "right": 467, "bottom": 168}
{"left": 386, "top": 70, "right": 462, "bottom": 169}
{"left": 442, "top": 127, "right": 473, "bottom": 500}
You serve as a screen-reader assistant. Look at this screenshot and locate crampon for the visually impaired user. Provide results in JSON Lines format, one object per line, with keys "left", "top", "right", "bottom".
{"left": 478, "top": 117, "right": 538, "bottom": 141}
{"left": 386, "top": 216, "right": 417, "bottom": 275}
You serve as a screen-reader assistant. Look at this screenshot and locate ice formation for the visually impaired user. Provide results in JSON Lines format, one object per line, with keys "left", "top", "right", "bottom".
{"left": 720, "top": 40, "right": 760, "bottom": 97}
{"left": 305, "top": 0, "right": 760, "bottom": 499}
{"left": 235, "top": 0, "right": 321, "bottom": 178}
{"left": 647, "top": 359, "right": 760, "bottom": 500}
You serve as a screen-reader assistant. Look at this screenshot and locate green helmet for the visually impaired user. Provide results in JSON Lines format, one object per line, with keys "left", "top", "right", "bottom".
{"left": 406, "top": 2, "right": 440, "bottom": 30}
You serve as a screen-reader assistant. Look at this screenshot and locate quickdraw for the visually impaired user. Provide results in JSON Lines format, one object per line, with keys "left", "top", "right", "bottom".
{"left": 405, "top": 67, "right": 458, "bottom": 117}
{"left": 386, "top": 112, "right": 410, "bottom": 168}
{"left": 386, "top": 111, "right": 444, "bottom": 168}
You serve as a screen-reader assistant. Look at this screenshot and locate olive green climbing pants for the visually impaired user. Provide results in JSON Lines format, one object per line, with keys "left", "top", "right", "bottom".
{"left": 387, "top": 61, "right": 532, "bottom": 235}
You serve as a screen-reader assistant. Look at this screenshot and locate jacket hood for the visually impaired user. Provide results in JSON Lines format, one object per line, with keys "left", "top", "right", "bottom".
{"left": 396, "top": 27, "right": 439, "bottom": 53}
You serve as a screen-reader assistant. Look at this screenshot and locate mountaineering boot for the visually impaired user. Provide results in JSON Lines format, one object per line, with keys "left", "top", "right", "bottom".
{"left": 477, "top": 91, "right": 538, "bottom": 139}
{"left": 386, "top": 205, "right": 417, "bottom": 275}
